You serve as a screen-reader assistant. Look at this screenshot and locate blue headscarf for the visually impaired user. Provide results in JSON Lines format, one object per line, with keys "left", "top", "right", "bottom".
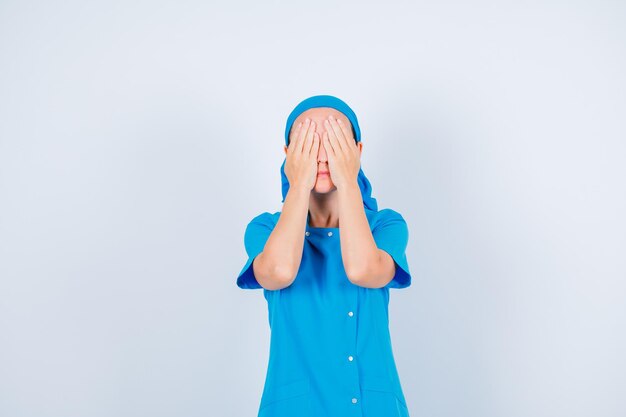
{"left": 280, "top": 95, "right": 378, "bottom": 212}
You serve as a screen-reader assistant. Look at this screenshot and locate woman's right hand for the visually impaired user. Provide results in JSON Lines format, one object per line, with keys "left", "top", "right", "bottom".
{"left": 284, "top": 118, "right": 320, "bottom": 192}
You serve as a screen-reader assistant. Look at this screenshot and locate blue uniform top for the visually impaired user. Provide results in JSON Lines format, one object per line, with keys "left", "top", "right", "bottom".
{"left": 236, "top": 207, "right": 412, "bottom": 417}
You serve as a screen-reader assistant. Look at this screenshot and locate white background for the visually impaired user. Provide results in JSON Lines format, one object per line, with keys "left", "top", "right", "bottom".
{"left": 1, "top": 1, "right": 624, "bottom": 416}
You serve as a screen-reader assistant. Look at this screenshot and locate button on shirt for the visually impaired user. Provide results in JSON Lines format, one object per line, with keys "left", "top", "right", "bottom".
{"left": 236, "top": 208, "right": 412, "bottom": 417}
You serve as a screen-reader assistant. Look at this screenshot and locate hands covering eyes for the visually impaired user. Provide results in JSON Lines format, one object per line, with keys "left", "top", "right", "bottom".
{"left": 285, "top": 115, "right": 360, "bottom": 192}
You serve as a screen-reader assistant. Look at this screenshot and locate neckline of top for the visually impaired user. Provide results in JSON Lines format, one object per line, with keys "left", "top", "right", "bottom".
{"left": 306, "top": 213, "right": 339, "bottom": 230}
{"left": 306, "top": 225, "right": 339, "bottom": 231}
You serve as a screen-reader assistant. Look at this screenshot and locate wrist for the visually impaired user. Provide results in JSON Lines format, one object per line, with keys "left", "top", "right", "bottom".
{"left": 288, "top": 183, "right": 311, "bottom": 198}
{"left": 336, "top": 178, "right": 360, "bottom": 193}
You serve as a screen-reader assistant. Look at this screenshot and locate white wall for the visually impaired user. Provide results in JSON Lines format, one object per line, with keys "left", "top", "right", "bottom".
{"left": 0, "top": 1, "right": 624, "bottom": 416}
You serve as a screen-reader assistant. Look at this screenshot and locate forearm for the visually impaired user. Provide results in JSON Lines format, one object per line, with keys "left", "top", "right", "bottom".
{"left": 337, "top": 181, "right": 379, "bottom": 281}
{"left": 257, "top": 184, "right": 310, "bottom": 285}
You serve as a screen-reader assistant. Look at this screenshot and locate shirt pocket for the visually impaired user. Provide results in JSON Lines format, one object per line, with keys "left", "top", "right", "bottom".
{"left": 361, "top": 374, "right": 410, "bottom": 417}
{"left": 258, "top": 377, "right": 310, "bottom": 417}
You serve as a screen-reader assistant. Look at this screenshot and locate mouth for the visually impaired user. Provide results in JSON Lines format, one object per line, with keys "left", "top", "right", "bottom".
{"left": 317, "top": 171, "right": 330, "bottom": 176}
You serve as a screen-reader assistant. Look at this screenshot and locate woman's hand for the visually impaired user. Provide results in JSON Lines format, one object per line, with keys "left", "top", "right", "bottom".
{"left": 284, "top": 117, "right": 320, "bottom": 192}
{"left": 322, "top": 115, "right": 360, "bottom": 189}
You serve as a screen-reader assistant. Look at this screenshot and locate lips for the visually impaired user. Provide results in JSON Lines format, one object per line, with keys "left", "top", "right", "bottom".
{"left": 318, "top": 171, "right": 330, "bottom": 175}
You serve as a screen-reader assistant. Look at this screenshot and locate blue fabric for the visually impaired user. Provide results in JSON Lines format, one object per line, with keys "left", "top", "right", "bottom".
{"left": 236, "top": 209, "right": 413, "bottom": 416}
{"left": 236, "top": 212, "right": 277, "bottom": 290}
{"left": 371, "top": 209, "right": 412, "bottom": 289}
{"left": 280, "top": 94, "right": 378, "bottom": 212}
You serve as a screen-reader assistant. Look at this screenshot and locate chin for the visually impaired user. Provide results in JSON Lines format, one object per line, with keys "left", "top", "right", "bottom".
{"left": 313, "top": 180, "right": 336, "bottom": 194}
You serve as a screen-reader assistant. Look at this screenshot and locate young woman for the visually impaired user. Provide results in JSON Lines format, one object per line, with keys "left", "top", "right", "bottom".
{"left": 236, "top": 95, "right": 412, "bottom": 417}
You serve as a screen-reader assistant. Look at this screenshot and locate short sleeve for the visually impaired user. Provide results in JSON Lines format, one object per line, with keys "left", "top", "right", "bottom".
{"left": 372, "top": 209, "right": 412, "bottom": 289}
{"left": 236, "top": 212, "right": 277, "bottom": 290}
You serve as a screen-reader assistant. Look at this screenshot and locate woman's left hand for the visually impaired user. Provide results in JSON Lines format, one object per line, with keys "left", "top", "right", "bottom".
{"left": 322, "top": 115, "right": 361, "bottom": 189}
